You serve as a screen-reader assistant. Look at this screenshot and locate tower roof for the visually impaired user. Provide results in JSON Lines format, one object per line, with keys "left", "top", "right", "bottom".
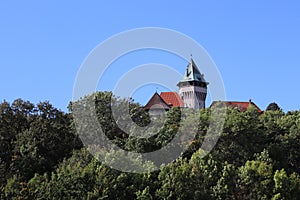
{"left": 179, "top": 58, "right": 208, "bottom": 84}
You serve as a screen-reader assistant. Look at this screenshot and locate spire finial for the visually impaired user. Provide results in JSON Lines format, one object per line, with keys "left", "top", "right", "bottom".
{"left": 190, "top": 53, "right": 193, "bottom": 59}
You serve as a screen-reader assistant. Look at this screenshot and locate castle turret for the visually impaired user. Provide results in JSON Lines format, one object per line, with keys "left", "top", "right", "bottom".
{"left": 177, "top": 58, "right": 208, "bottom": 109}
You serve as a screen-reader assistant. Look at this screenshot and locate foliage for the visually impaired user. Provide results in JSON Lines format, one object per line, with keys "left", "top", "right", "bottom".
{"left": 266, "top": 102, "right": 282, "bottom": 111}
{"left": 0, "top": 96, "right": 300, "bottom": 199}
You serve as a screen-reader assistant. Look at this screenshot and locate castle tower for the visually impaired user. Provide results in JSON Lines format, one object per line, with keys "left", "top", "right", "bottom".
{"left": 177, "top": 57, "right": 209, "bottom": 109}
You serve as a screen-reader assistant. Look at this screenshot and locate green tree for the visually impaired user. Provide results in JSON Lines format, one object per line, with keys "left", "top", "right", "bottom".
{"left": 212, "top": 162, "right": 237, "bottom": 200}
{"left": 237, "top": 160, "right": 273, "bottom": 199}
{"left": 272, "top": 169, "right": 300, "bottom": 200}
{"left": 136, "top": 186, "right": 153, "bottom": 200}
{"left": 10, "top": 101, "right": 82, "bottom": 181}
{"left": 269, "top": 111, "right": 300, "bottom": 173}
{"left": 266, "top": 102, "right": 282, "bottom": 111}
{"left": 157, "top": 158, "right": 196, "bottom": 200}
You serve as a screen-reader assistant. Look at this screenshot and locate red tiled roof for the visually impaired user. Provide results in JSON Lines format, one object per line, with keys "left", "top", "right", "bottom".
{"left": 144, "top": 92, "right": 170, "bottom": 110}
{"left": 211, "top": 101, "right": 263, "bottom": 113}
{"left": 160, "top": 92, "right": 184, "bottom": 107}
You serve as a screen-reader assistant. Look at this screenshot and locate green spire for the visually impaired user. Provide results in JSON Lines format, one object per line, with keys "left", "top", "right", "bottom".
{"left": 179, "top": 58, "right": 208, "bottom": 84}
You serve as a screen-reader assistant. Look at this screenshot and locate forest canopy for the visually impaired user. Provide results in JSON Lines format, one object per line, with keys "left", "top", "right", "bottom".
{"left": 0, "top": 92, "right": 299, "bottom": 199}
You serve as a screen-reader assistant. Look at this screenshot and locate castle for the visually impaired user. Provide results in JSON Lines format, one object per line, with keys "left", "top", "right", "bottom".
{"left": 144, "top": 57, "right": 262, "bottom": 114}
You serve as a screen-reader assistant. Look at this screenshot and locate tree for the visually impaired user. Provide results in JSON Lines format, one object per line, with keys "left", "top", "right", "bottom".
{"left": 0, "top": 100, "right": 82, "bottom": 185}
{"left": 1, "top": 94, "right": 300, "bottom": 199}
{"left": 268, "top": 111, "right": 300, "bottom": 173}
{"left": 272, "top": 169, "right": 300, "bottom": 200}
{"left": 212, "top": 162, "right": 237, "bottom": 200}
{"left": 136, "top": 186, "right": 153, "bottom": 200}
{"left": 266, "top": 102, "right": 282, "bottom": 111}
{"left": 237, "top": 160, "right": 273, "bottom": 199}
{"left": 156, "top": 158, "right": 196, "bottom": 200}
{"left": 211, "top": 107, "right": 265, "bottom": 166}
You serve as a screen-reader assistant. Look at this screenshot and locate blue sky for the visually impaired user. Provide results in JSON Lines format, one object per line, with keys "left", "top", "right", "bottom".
{"left": 1, "top": 1, "right": 300, "bottom": 112}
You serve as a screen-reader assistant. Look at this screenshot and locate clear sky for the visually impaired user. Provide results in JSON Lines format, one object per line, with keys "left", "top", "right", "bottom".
{"left": 1, "top": 1, "right": 300, "bottom": 112}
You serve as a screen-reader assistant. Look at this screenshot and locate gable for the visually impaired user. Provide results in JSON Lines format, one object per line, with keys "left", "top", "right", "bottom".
{"left": 144, "top": 92, "right": 170, "bottom": 110}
